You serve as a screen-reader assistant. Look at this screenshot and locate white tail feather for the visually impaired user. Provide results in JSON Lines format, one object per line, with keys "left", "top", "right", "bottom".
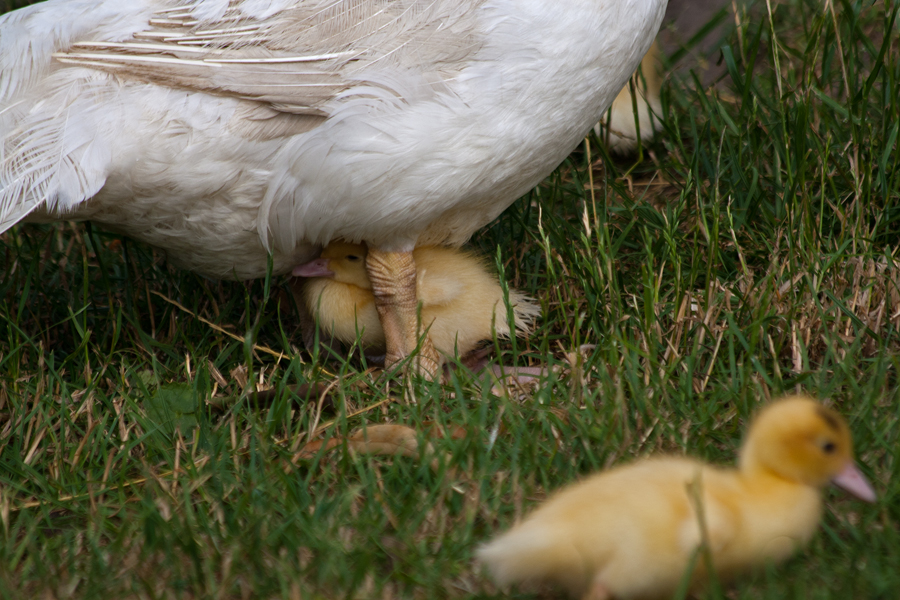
{"left": 0, "top": 78, "right": 110, "bottom": 233}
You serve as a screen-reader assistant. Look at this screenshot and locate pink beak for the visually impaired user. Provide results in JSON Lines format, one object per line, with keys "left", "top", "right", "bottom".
{"left": 292, "top": 257, "right": 334, "bottom": 278}
{"left": 832, "top": 462, "right": 877, "bottom": 503}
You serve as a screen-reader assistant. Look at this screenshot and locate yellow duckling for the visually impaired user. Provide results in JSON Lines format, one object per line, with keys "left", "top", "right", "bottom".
{"left": 477, "top": 395, "right": 876, "bottom": 600}
{"left": 293, "top": 242, "right": 539, "bottom": 365}
{"left": 597, "top": 42, "right": 663, "bottom": 154}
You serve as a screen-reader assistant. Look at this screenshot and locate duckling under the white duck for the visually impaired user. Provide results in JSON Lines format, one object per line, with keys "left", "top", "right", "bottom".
{"left": 597, "top": 42, "right": 663, "bottom": 153}
{"left": 0, "top": 0, "right": 666, "bottom": 371}
{"left": 293, "top": 241, "right": 539, "bottom": 367}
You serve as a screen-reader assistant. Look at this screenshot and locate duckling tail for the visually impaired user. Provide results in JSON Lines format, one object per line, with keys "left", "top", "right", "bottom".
{"left": 477, "top": 524, "right": 585, "bottom": 595}
{"left": 507, "top": 290, "right": 541, "bottom": 336}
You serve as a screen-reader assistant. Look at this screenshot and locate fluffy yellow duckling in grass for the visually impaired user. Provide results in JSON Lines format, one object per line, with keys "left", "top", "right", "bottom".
{"left": 293, "top": 242, "right": 539, "bottom": 367}
{"left": 478, "top": 395, "right": 876, "bottom": 600}
{"left": 597, "top": 43, "right": 663, "bottom": 154}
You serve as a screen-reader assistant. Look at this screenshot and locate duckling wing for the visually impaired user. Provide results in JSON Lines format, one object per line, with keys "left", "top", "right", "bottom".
{"left": 677, "top": 483, "right": 739, "bottom": 559}
{"left": 416, "top": 268, "right": 465, "bottom": 307}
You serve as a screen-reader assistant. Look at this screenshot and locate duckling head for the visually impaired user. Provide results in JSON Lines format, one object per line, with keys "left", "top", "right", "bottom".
{"left": 740, "top": 395, "right": 876, "bottom": 502}
{"left": 293, "top": 242, "right": 371, "bottom": 290}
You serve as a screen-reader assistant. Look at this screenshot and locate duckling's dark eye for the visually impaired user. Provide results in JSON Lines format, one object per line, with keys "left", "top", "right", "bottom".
{"left": 347, "top": 254, "right": 360, "bottom": 261}
{"left": 822, "top": 441, "right": 837, "bottom": 454}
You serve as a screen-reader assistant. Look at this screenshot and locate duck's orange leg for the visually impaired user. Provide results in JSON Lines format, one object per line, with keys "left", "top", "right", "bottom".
{"left": 582, "top": 576, "right": 611, "bottom": 600}
{"left": 365, "top": 248, "right": 441, "bottom": 378}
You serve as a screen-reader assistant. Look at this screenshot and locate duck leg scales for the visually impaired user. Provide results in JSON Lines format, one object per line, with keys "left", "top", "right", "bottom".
{"left": 582, "top": 578, "right": 611, "bottom": 600}
{"left": 366, "top": 248, "right": 440, "bottom": 377}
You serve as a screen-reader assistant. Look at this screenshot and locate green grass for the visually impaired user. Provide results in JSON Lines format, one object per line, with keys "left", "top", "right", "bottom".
{"left": 1, "top": 0, "right": 899, "bottom": 598}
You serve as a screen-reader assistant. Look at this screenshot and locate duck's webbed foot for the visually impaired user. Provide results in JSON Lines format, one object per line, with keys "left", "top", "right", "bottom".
{"left": 366, "top": 248, "right": 441, "bottom": 378}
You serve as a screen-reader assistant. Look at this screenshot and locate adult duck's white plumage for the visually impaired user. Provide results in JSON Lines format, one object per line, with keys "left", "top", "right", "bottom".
{"left": 0, "top": 0, "right": 665, "bottom": 368}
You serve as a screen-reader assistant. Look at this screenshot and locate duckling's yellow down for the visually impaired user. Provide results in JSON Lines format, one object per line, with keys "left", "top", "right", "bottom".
{"left": 296, "top": 242, "right": 539, "bottom": 361}
{"left": 477, "top": 395, "right": 876, "bottom": 600}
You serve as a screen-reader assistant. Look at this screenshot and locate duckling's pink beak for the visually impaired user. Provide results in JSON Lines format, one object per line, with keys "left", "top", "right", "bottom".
{"left": 832, "top": 462, "right": 877, "bottom": 503}
{"left": 292, "top": 258, "right": 334, "bottom": 278}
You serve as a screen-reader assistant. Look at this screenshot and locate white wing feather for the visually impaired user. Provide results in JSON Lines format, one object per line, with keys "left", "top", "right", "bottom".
{"left": 0, "top": 0, "right": 483, "bottom": 235}
{"left": 0, "top": 0, "right": 665, "bottom": 280}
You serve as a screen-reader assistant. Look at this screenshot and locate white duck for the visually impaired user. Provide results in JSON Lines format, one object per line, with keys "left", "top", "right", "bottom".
{"left": 0, "top": 0, "right": 666, "bottom": 370}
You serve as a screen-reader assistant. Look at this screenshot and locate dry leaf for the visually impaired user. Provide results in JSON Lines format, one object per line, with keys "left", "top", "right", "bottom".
{"left": 489, "top": 365, "right": 554, "bottom": 396}
{"left": 294, "top": 424, "right": 421, "bottom": 462}
{"left": 293, "top": 422, "right": 469, "bottom": 473}
{"left": 229, "top": 365, "right": 248, "bottom": 389}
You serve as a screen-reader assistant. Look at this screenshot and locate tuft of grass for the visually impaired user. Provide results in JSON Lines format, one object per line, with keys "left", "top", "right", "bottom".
{"left": 1, "top": 0, "right": 899, "bottom": 598}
